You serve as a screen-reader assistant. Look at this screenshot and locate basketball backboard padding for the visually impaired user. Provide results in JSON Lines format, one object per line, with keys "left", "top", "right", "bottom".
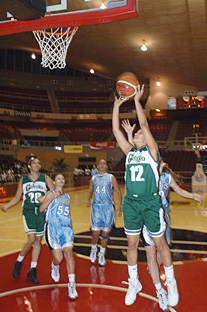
{"left": 0, "top": 0, "right": 46, "bottom": 21}
{"left": 0, "top": 0, "right": 138, "bottom": 36}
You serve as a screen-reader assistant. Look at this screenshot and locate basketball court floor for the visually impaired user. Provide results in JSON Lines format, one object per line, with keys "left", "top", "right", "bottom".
{"left": 0, "top": 184, "right": 207, "bottom": 312}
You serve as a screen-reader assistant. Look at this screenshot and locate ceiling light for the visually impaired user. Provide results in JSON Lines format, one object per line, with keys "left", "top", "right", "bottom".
{"left": 156, "top": 81, "right": 161, "bottom": 87}
{"left": 141, "top": 41, "right": 147, "bottom": 52}
{"left": 90, "top": 68, "right": 94, "bottom": 74}
{"left": 100, "top": 1, "right": 106, "bottom": 9}
{"left": 31, "top": 53, "right": 36, "bottom": 59}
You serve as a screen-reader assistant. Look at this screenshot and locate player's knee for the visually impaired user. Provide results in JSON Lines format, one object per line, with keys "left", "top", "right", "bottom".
{"left": 54, "top": 254, "right": 63, "bottom": 265}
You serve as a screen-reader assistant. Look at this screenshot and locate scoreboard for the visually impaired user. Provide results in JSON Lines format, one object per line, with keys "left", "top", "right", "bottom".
{"left": 176, "top": 96, "right": 207, "bottom": 109}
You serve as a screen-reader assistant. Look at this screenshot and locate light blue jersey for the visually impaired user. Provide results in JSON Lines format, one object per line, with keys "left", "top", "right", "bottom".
{"left": 44, "top": 191, "right": 73, "bottom": 250}
{"left": 92, "top": 173, "right": 114, "bottom": 206}
{"left": 142, "top": 172, "right": 171, "bottom": 245}
{"left": 45, "top": 191, "right": 72, "bottom": 226}
{"left": 91, "top": 173, "right": 114, "bottom": 231}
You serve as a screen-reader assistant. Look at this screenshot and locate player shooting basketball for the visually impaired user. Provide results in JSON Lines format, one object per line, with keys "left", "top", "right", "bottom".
{"left": 112, "top": 84, "right": 179, "bottom": 308}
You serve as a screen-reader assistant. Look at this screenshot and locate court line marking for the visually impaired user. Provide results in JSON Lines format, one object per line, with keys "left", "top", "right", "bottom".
{"left": 0, "top": 217, "right": 22, "bottom": 224}
{"left": 73, "top": 242, "right": 207, "bottom": 254}
{"left": 0, "top": 282, "right": 177, "bottom": 311}
{"left": 75, "top": 234, "right": 207, "bottom": 246}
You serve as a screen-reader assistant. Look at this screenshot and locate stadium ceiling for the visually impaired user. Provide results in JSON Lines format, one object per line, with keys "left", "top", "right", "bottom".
{"left": 0, "top": 0, "right": 207, "bottom": 90}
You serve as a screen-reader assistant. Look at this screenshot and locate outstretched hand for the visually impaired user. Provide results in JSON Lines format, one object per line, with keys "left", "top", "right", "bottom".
{"left": 134, "top": 84, "right": 145, "bottom": 102}
{"left": 114, "top": 96, "right": 127, "bottom": 107}
{"left": 52, "top": 191, "right": 63, "bottom": 200}
{"left": 121, "top": 119, "right": 136, "bottom": 134}
{"left": 1, "top": 204, "right": 7, "bottom": 212}
{"left": 193, "top": 193, "right": 203, "bottom": 205}
{"left": 116, "top": 207, "right": 122, "bottom": 217}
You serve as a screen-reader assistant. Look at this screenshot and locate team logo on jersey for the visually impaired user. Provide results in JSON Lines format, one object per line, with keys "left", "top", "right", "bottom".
{"left": 26, "top": 183, "right": 44, "bottom": 192}
{"left": 128, "top": 153, "right": 145, "bottom": 163}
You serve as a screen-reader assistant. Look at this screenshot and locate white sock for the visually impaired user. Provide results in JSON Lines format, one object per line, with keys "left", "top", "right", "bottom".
{"left": 164, "top": 265, "right": 174, "bottom": 279}
{"left": 91, "top": 244, "right": 97, "bottom": 250}
{"left": 69, "top": 273, "right": 75, "bottom": 283}
{"left": 100, "top": 246, "right": 105, "bottom": 254}
{"left": 52, "top": 261, "right": 59, "bottom": 268}
{"left": 155, "top": 282, "right": 162, "bottom": 291}
{"left": 128, "top": 264, "right": 138, "bottom": 279}
{"left": 17, "top": 255, "right": 24, "bottom": 262}
{"left": 30, "top": 261, "right": 37, "bottom": 268}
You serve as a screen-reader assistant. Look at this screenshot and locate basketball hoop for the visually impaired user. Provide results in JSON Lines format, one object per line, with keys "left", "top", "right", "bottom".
{"left": 33, "top": 27, "right": 78, "bottom": 70}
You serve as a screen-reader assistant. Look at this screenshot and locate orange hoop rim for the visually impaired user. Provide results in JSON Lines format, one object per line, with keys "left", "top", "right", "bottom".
{"left": 35, "top": 26, "right": 78, "bottom": 36}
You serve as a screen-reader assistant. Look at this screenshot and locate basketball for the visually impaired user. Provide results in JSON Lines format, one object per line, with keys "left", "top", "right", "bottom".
{"left": 116, "top": 72, "right": 139, "bottom": 99}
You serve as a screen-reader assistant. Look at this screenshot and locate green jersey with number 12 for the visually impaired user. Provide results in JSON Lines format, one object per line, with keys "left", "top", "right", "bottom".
{"left": 22, "top": 173, "right": 47, "bottom": 211}
{"left": 125, "top": 146, "right": 160, "bottom": 199}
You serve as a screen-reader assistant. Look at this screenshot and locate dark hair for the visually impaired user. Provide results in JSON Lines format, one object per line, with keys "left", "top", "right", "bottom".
{"left": 28, "top": 157, "right": 39, "bottom": 165}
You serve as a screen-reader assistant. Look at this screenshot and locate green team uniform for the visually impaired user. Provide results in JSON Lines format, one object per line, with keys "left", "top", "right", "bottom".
{"left": 122, "top": 145, "right": 166, "bottom": 236}
{"left": 22, "top": 173, "right": 48, "bottom": 236}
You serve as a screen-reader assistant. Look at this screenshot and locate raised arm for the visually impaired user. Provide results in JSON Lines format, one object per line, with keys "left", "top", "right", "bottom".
{"left": 46, "top": 175, "right": 55, "bottom": 190}
{"left": 111, "top": 175, "right": 122, "bottom": 217}
{"left": 134, "top": 85, "right": 158, "bottom": 160}
{"left": 170, "top": 176, "right": 203, "bottom": 204}
{"left": 112, "top": 97, "right": 133, "bottom": 155}
{"left": 121, "top": 119, "right": 135, "bottom": 145}
{"left": 1, "top": 178, "right": 23, "bottom": 212}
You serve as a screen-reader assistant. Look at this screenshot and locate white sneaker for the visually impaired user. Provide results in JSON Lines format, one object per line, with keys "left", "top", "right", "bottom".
{"left": 166, "top": 278, "right": 179, "bottom": 307}
{"left": 98, "top": 252, "right": 106, "bottom": 266}
{"left": 123, "top": 278, "right": 142, "bottom": 306}
{"left": 51, "top": 262, "right": 60, "bottom": 282}
{"left": 68, "top": 282, "right": 78, "bottom": 300}
{"left": 90, "top": 247, "right": 97, "bottom": 264}
{"left": 157, "top": 288, "right": 168, "bottom": 311}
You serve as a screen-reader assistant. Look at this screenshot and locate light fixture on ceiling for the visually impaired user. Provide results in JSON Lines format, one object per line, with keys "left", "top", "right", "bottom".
{"left": 31, "top": 53, "right": 36, "bottom": 59}
{"left": 156, "top": 79, "right": 161, "bottom": 87}
{"left": 141, "top": 40, "right": 147, "bottom": 52}
{"left": 90, "top": 68, "right": 95, "bottom": 74}
{"left": 100, "top": 1, "right": 106, "bottom": 9}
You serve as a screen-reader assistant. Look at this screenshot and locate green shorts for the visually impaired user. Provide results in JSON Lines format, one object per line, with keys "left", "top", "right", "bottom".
{"left": 122, "top": 194, "right": 166, "bottom": 237}
{"left": 22, "top": 208, "right": 45, "bottom": 236}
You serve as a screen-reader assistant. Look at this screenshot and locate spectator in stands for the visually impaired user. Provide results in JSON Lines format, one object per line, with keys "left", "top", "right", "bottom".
{"left": 73, "top": 166, "right": 79, "bottom": 179}
{"left": 112, "top": 85, "right": 179, "bottom": 308}
{"left": 8, "top": 166, "right": 15, "bottom": 183}
{"left": 22, "top": 164, "right": 28, "bottom": 174}
{"left": 16, "top": 162, "right": 22, "bottom": 171}
{"left": 79, "top": 167, "right": 84, "bottom": 177}
{"left": 91, "top": 164, "right": 98, "bottom": 176}
{"left": 85, "top": 165, "right": 91, "bottom": 177}
{"left": 1, "top": 170, "right": 7, "bottom": 184}
{"left": 16, "top": 170, "right": 22, "bottom": 182}
{"left": 86, "top": 159, "right": 122, "bottom": 266}
{"left": 0, "top": 157, "right": 54, "bottom": 283}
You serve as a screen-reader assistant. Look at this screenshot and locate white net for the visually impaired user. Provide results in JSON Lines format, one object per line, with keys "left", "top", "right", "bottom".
{"left": 33, "top": 27, "right": 78, "bottom": 70}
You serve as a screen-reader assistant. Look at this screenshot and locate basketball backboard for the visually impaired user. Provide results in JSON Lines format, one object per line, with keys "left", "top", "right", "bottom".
{"left": 0, "top": 0, "right": 138, "bottom": 35}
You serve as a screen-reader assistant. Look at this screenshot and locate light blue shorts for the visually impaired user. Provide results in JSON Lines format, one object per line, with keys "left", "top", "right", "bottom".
{"left": 44, "top": 222, "right": 73, "bottom": 250}
{"left": 91, "top": 204, "right": 114, "bottom": 231}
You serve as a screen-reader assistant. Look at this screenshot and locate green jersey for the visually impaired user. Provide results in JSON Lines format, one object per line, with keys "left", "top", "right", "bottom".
{"left": 125, "top": 145, "right": 160, "bottom": 199}
{"left": 22, "top": 173, "right": 47, "bottom": 212}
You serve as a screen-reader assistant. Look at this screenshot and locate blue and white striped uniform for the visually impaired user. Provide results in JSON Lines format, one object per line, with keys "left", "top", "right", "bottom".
{"left": 142, "top": 172, "right": 171, "bottom": 245}
{"left": 91, "top": 173, "right": 115, "bottom": 231}
{"left": 44, "top": 190, "right": 73, "bottom": 250}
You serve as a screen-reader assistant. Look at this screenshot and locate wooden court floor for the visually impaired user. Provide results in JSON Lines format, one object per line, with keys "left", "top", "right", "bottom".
{"left": 1, "top": 184, "right": 207, "bottom": 312}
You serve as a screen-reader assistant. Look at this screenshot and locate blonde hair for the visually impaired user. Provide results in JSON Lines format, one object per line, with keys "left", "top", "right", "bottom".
{"left": 162, "top": 162, "right": 183, "bottom": 185}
